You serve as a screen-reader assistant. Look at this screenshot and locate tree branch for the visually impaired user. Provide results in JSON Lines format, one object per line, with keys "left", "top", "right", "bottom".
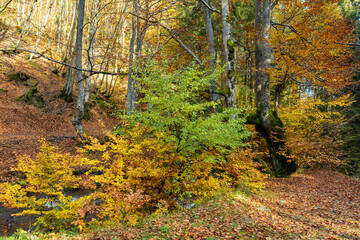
{"left": 198, "top": 0, "right": 221, "bottom": 15}
{"left": 129, "top": 12, "right": 204, "bottom": 68}
{"left": 9, "top": 47, "right": 128, "bottom": 76}
{"left": 271, "top": 0, "right": 279, "bottom": 10}
{"left": 271, "top": 21, "right": 360, "bottom": 47}
{"left": 0, "top": 0, "right": 13, "bottom": 14}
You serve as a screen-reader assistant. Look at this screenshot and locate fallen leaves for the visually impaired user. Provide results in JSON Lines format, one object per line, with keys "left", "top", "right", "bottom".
{"left": 87, "top": 169, "right": 360, "bottom": 239}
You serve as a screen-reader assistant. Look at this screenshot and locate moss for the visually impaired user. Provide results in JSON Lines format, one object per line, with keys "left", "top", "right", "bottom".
{"left": 25, "top": 85, "right": 38, "bottom": 102}
{"left": 29, "top": 62, "right": 36, "bottom": 67}
{"left": 84, "top": 102, "right": 91, "bottom": 121}
{"left": 8, "top": 71, "right": 30, "bottom": 82}
{"left": 0, "top": 88, "right": 7, "bottom": 93}
{"left": 36, "top": 95, "right": 44, "bottom": 108}
{"left": 1, "top": 49, "right": 17, "bottom": 55}
{"left": 256, "top": 158, "right": 275, "bottom": 177}
{"left": 52, "top": 69, "right": 59, "bottom": 75}
{"left": 246, "top": 113, "right": 261, "bottom": 126}
{"left": 268, "top": 110, "right": 284, "bottom": 135}
{"left": 269, "top": 110, "right": 283, "bottom": 128}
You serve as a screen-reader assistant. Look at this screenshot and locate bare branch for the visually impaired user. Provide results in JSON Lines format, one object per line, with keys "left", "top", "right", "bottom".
{"left": 198, "top": 0, "right": 221, "bottom": 15}
{"left": 271, "top": 21, "right": 360, "bottom": 47}
{"left": 0, "top": 0, "right": 12, "bottom": 14}
{"left": 9, "top": 47, "right": 128, "bottom": 76}
{"left": 129, "top": 12, "right": 204, "bottom": 68}
{"left": 271, "top": 0, "right": 279, "bottom": 10}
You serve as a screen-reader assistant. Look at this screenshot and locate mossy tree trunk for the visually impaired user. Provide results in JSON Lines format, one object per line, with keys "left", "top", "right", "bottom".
{"left": 221, "top": 0, "right": 237, "bottom": 108}
{"left": 254, "top": 0, "right": 296, "bottom": 177}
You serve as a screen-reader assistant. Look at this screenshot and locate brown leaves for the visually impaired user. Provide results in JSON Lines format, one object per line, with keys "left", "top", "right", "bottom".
{"left": 88, "top": 170, "right": 360, "bottom": 239}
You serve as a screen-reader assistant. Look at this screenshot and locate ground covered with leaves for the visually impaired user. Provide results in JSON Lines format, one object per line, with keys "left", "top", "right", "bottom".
{"left": 0, "top": 46, "right": 119, "bottom": 182}
{"left": 83, "top": 170, "right": 360, "bottom": 240}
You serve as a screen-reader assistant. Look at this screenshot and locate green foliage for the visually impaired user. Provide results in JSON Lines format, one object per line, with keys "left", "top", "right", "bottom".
{"left": 123, "top": 63, "right": 251, "bottom": 157}
{"left": 0, "top": 229, "right": 30, "bottom": 240}
{"left": 0, "top": 65, "right": 265, "bottom": 233}
{"left": 84, "top": 102, "right": 91, "bottom": 121}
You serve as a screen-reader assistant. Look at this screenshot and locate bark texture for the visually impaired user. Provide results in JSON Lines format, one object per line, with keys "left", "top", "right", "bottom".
{"left": 254, "top": 0, "right": 296, "bottom": 177}
{"left": 221, "top": 0, "right": 237, "bottom": 108}
{"left": 201, "top": 0, "right": 219, "bottom": 102}
{"left": 72, "top": 0, "right": 86, "bottom": 137}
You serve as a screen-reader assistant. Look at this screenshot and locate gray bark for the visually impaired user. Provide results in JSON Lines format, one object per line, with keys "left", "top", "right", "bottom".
{"left": 72, "top": 0, "right": 86, "bottom": 137}
{"left": 221, "top": 0, "right": 237, "bottom": 108}
{"left": 255, "top": 0, "right": 262, "bottom": 111}
{"left": 63, "top": 1, "right": 78, "bottom": 98}
{"left": 201, "top": 0, "right": 219, "bottom": 102}
{"left": 84, "top": 0, "right": 99, "bottom": 104}
{"left": 254, "top": 0, "right": 296, "bottom": 176}
{"left": 125, "top": 0, "right": 137, "bottom": 113}
{"left": 259, "top": 0, "right": 271, "bottom": 130}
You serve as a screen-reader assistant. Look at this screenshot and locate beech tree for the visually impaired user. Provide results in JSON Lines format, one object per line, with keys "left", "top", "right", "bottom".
{"left": 72, "top": 0, "right": 86, "bottom": 136}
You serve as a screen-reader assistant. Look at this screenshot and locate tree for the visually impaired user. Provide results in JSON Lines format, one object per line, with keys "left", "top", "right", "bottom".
{"left": 72, "top": 0, "right": 86, "bottom": 137}
{"left": 221, "top": 0, "right": 237, "bottom": 108}
{"left": 201, "top": 0, "right": 219, "bottom": 102}
{"left": 251, "top": 0, "right": 296, "bottom": 176}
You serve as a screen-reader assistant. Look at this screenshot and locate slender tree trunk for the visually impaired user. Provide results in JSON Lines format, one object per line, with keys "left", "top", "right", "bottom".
{"left": 16, "top": 0, "right": 38, "bottom": 46}
{"left": 126, "top": 0, "right": 139, "bottom": 113}
{"left": 221, "top": 0, "right": 237, "bottom": 108}
{"left": 84, "top": 0, "right": 99, "bottom": 104}
{"left": 201, "top": 0, "right": 219, "bottom": 102}
{"left": 72, "top": 0, "right": 86, "bottom": 137}
{"left": 29, "top": 0, "right": 55, "bottom": 61}
{"left": 61, "top": 1, "right": 78, "bottom": 99}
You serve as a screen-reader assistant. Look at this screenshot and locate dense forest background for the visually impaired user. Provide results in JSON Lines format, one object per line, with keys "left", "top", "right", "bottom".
{"left": 0, "top": 0, "right": 360, "bottom": 238}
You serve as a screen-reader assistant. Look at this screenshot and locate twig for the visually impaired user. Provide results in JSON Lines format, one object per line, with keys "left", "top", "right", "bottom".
{"left": 10, "top": 47, "right": 128, "bottom": 76}
{"left": 0, "top": 0, "right": 12, "bottom": 14}
{"left": 198, "top": 0, "right": 221, "bottom": 15}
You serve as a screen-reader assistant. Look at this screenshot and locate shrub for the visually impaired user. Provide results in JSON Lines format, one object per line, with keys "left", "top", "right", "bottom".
{"left": 0, "top": 139, "right": 89, "bottom": 230}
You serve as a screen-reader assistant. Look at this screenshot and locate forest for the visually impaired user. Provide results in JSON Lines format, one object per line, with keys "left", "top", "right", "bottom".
{"left": 0, "top": 0, "right": 360, "bottom": 239}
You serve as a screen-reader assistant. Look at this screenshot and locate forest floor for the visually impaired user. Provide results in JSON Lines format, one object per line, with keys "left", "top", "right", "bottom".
{"left": 0, "top": 27, "right": 121, "bottom": 182}
{"left": 83, "top": 170, "right": 360, "bottom": 240}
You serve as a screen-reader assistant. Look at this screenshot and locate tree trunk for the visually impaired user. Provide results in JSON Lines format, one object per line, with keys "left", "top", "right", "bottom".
{"left": 62, "top": 0, "right": 78, "bottom": 100}
{"left": 16, "top": 0, "right": 38, "bottom": 46}
{"left": 84, "top": 0, "right": 99, "bottom": 104}
{"left": 221, "top": 0, "right": 237, "bottom": 108}
{"left": 201, "top": 0, "right": 219, "bottom": 102}
{"left": 125, "top": 7, "right": 137, "bottom": 113}
{"left": 72, "top": 0, "right": 86, "bottom": 137}
{"left": 254, "top": 0, "right": 296, "bottom": 177}
{"left": 29, "top": 0, "right": 55, "bottom": 61}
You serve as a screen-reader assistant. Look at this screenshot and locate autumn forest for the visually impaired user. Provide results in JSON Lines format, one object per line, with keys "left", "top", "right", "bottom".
{"left": 0, "top": 0, "right": 360, "bottom": 239}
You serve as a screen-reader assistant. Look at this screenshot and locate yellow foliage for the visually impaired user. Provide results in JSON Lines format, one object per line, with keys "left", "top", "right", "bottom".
{"left": 279, "top": 94, "right": 352, "bottom": 168}
{"left": 0, "top": 125, "right": 265, "bottom": 231}
{"left": 0, "top": 139, "right": 89, "bottom": 230}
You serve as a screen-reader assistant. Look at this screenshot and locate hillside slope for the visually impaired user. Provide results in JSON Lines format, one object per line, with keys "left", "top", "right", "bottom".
{"left": 0, "top": 42, "right": 119, "bottom": 182}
